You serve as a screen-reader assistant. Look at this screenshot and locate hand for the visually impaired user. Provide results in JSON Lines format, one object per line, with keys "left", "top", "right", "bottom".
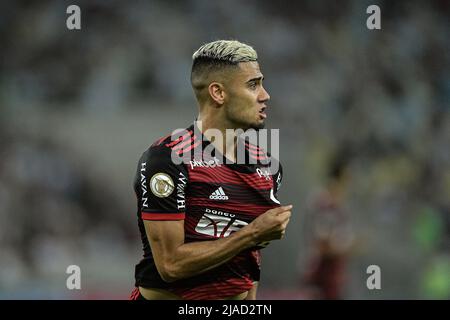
{"left": 249, "top": 205, "right": 292, "bottom": 245}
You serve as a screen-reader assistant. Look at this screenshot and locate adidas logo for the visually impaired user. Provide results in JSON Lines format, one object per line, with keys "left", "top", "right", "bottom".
{"left": 209, "top": 187, "right": 229, "bottom": 200}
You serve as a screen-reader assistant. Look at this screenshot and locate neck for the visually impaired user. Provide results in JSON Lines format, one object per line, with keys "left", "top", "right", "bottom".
{"left": 196, "top": 112, "right": 240, "bottom": 162}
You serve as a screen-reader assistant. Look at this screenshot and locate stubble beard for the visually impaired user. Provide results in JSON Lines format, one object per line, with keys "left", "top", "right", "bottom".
{"left": 227, "top": 112, "right": 265, "bottom": 131}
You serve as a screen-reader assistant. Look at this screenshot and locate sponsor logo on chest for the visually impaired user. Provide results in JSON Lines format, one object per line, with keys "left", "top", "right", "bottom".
{"left": 256, "top": 168, "right": 271, "bottom": 181}
{"left": 189, "top": 157, "right": 221, "bottom": 170}
{"left": 195, "top": 209, "right": 247, "bottom": 238}
{"left": 209, "top": 187, "right": 229, "bottom": 200}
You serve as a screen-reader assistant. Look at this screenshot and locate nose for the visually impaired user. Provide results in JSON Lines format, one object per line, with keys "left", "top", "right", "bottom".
{"left": 259, "top": 86, "right": 270, "bottom": 103}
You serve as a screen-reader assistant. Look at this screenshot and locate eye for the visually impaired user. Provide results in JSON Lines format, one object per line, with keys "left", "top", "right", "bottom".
{"left": 248, "top": 82, "right": 257, "bottom": 90}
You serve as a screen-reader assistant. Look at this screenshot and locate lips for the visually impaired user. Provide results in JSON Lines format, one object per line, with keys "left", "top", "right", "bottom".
{"left": 259, "top": 107, "right": 267, "bottom": 119}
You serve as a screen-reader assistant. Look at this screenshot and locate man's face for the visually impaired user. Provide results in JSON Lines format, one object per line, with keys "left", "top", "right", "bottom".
{"left": 224, "top": 61, "right": 270, "bottom": 130}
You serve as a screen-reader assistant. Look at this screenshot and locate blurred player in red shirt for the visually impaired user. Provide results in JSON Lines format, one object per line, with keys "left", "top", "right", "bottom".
{"left": 300, "top": 149, "right": 355, "bottom": 299}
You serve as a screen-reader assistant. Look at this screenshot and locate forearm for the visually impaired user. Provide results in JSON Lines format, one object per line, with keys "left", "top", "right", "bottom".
{"left": 166, "top": 226, "right": 257, "bottom": 281}
{"left": 149, "top": 205, "right": 292, "bottom": 283}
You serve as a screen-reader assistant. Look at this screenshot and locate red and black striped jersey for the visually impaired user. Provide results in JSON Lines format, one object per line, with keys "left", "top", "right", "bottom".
{"left": 133, "top": 123, "right": 283, "bottom": 300}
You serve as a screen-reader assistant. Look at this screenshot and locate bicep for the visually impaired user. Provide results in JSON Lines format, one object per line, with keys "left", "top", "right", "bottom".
{"left": 144, "top": 220, "right": 185, "bottom": 276}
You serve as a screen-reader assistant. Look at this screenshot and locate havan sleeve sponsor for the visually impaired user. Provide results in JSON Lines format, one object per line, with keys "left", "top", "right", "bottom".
{"left": 134, "top": 146, "right": 188, "bottom": 221}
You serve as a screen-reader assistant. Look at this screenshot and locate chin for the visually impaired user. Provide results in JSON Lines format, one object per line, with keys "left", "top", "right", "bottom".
{"left": 233, "top": 118, "right": 265, "bottom": 131}
{"left": 250, "top": 121, "right": 265, "bottom": 130}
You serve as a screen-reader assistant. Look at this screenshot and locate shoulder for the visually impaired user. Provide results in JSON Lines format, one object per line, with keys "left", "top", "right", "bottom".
{"left": 150, "top": 126, "right": 194, "bottom": 149}
{"left": 141, "top": 125, "right": 197, "bottom": 163}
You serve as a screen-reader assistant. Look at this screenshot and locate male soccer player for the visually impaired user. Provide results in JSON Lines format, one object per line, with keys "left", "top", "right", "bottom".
{"left": 130, "top": 40, "right": 292, "bottom": 300}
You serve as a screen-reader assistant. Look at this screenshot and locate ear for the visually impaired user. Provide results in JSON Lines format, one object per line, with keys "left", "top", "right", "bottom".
{"left": 208, "top": 82, "right": 226, "bottom": 106}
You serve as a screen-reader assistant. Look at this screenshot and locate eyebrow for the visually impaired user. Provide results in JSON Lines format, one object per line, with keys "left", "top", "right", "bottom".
{"left": 246, "top": 76, "right": 264, "bottom": 83}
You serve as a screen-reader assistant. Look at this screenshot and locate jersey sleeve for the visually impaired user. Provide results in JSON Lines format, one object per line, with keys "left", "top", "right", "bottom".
{"left": 135, "top": 146, "right": 188, "bottom": 221}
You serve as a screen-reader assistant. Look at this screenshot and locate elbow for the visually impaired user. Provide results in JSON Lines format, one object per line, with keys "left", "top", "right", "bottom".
{"left": 158, "top": 263, "right": 182, "bottom": 283}
{"left": 159, "top": 271, "right": 177, "bottom": 283}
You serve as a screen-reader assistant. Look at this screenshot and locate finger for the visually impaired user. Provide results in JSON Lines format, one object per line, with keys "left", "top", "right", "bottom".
{"left": 271, "top": 205, "right": 292, "bottom": 214}
{"left": 273, "top": 211, "right": 291, "bottom": 219}
{"left": 278, "top": 211, "right": 291, "bottom": 219}
{"left": 281, "top": 220, "right": 290, "bottom": 229}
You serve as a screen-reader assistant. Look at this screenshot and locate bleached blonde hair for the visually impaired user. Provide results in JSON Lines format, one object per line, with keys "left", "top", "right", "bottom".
{"left": 192, "top": 40, "right": 257, "bottom": 63}
{"left": 190, "top": 40, "right": 258, "bottom": 105}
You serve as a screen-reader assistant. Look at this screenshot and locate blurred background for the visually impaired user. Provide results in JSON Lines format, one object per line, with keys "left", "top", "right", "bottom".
{"left": 0, "top": 0, "right": 449, "bottom": 299}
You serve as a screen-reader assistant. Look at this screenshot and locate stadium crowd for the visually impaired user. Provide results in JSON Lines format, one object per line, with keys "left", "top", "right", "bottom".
{"left": 0, "top": 0, "right": 448, "bottom": 298}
